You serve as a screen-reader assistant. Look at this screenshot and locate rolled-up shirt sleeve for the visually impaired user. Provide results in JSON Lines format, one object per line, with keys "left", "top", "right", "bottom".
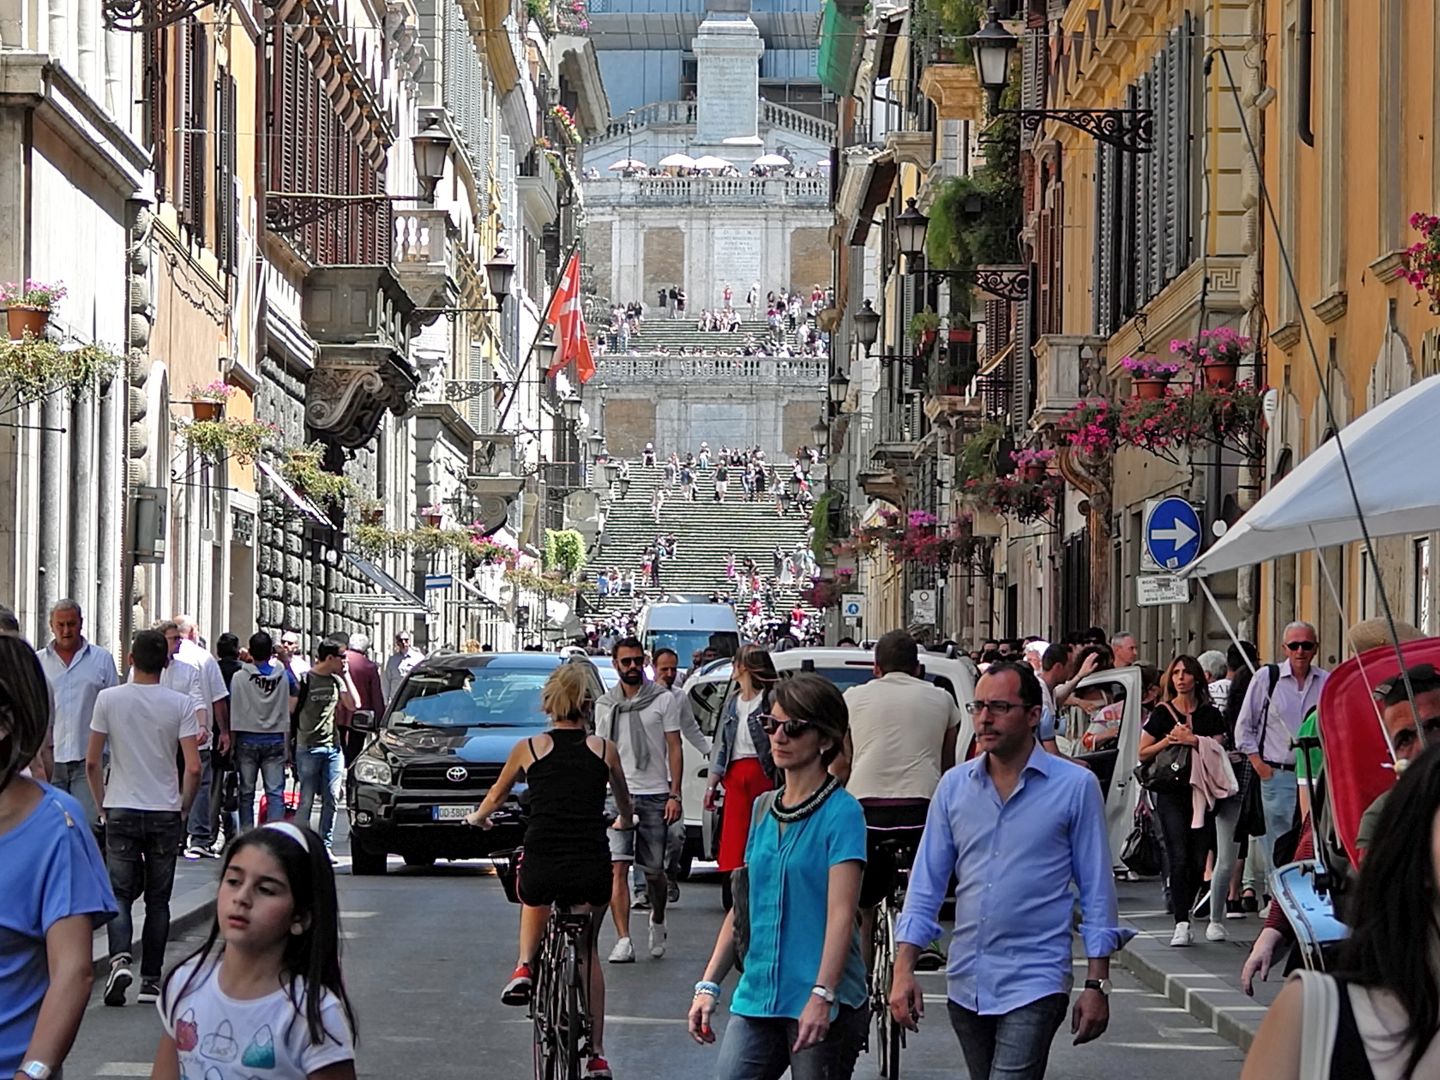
{"left": 1070, "top": 772, "right": 1136, "bottom": 958}
{"left": 895, "top": 780, "right": 958, "bottom": 949}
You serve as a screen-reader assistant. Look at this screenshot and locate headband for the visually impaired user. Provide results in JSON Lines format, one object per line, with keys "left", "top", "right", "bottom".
{"left": 262, "top": 821, "right": 311, "bottom": 852}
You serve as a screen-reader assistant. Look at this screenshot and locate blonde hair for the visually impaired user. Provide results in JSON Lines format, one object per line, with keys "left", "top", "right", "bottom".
{"left": 541, "top": 663, "right": 590, "bottom": 723}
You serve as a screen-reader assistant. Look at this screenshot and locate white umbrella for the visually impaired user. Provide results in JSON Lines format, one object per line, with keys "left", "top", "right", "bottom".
{"left": 607, "top": 158, "right": 646, "bottom": 171}
{"left": 1183, "top": 374, "right": 1440, "bottom": 578}
{"left": 753, "top": 153, "right": 790, "bottom": 167}
{"left": 691, "top": 155, "right": 732, "bottom": 171}
{"left": 656, "top": 153, "right": 696, "bottom": 168}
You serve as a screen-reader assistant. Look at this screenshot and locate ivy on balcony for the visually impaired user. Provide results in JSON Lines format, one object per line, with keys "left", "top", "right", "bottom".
{"left": 0, "top": 337, "right": 120, "bottom": 409}
{"left": 181, "top": 418, "right": 281, "bottom": 464}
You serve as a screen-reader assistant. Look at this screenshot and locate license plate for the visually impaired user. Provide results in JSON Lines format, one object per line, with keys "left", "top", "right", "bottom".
{"left": 432, "top": 805, "right": 472, "bottom": 821}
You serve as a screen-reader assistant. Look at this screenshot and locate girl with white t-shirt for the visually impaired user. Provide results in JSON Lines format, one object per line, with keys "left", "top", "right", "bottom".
{"left": 151, "top": 822, "right": 356, "bottom": 1079}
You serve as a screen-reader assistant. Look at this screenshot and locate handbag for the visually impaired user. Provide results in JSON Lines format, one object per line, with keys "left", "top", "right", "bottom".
{"left": 1120, "top": 797, "right": 1164, "bottom": 877}
{"left": 730, "top": 790, "right": 778, "bottom": 973}
{"left": 1135, "top": 706, "right": 1193, "bottom": 794}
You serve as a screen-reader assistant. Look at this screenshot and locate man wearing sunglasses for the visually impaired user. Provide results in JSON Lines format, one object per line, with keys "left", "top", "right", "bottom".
{"left": 1235, "top": 621, "right": 1329, "bottom": 881}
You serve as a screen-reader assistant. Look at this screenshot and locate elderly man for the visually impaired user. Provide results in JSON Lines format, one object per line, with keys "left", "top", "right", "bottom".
{"left": 38, "top": 599, "right": 118, "bottom": 829}
{"left": 173, "top": 614, "right": 230, "bottom": 856}
{"left": 277, "top": 630, "right": 310, "bottom": 682}
{"left": 382, "top": 630, "right": 426, "bottom": 703}
{"left": 1109, "top": 631, "right": 1139, "bottom": 668}
{"left": 341, "top": 632, "right": 385, "bottom": 765}
{"left": 1235, "top": 621, "right": 1329, "bottom": 883}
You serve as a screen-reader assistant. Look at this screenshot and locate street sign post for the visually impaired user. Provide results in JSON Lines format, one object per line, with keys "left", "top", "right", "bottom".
{"left": 424, "top": 573, "right": 454, "bottom": 591}
{"left": 841, "top": 594, "right": 863, "bottom": 620}
{"left": 1137, "top": 574, "right": 1190, "bottom": 607}
{"left": 910, "top": 589, "right": 936, "bottom": 624}
{"left": 1143, "top": 497, "right": 1203, "bottom": 571}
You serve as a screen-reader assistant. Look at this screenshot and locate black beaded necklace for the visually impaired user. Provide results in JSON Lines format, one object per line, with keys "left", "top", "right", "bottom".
{"left": 770, "top": 774, "right": 840, "bottom": 824}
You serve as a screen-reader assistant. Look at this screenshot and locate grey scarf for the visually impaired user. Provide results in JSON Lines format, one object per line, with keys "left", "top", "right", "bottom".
{"left": 598, "top": 680, "right": 667, "bottom": 772}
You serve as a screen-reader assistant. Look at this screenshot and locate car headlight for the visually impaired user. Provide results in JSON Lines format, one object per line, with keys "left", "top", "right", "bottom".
{"left": 354, "top": 757, "right": 392, "bottom": 786}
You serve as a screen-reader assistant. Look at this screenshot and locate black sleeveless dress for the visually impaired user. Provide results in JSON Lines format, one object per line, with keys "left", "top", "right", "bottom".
{"left": 517, "top": 728, "right": 612, "bottom": 908}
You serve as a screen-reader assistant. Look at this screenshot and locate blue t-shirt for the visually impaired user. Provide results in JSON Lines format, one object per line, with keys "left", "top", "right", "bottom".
{"left": 731, "top": 787, "right": 867, "bottom": 1019}
{"left": 0, "top": 783, "right": 118, "bottom": 1073}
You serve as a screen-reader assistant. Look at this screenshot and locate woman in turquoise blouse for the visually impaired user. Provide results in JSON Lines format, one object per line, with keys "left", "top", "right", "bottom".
{"left": 687, "top": 673, "right": 868, "bottom": 1079}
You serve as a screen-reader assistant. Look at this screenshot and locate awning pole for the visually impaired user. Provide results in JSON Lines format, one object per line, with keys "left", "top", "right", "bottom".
{"left": 1196, "top": 578, "right": 1258, "bottom": 675}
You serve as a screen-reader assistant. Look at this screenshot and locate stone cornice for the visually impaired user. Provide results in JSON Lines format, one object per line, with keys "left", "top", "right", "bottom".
{"left": 1269, "top": 320, "right": 1302, "bottom": 350}
{"left": 1312, "top": 290, "right": 1348, "bottom": 325}
{"left": 1369, "top": 249, "right": 1408, "bottom": 285}
{"left": 1106, "top": 256, "right": 1248, "bottom": 375}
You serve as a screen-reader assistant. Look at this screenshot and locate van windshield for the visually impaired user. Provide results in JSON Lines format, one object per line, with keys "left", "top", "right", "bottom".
{"left": 645, "top": 630, "right": 740, "bottom": 665}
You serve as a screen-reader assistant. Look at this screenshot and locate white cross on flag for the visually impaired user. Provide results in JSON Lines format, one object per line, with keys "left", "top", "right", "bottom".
{"left": 543, "top": 252, "right": 596, "bottom": 383}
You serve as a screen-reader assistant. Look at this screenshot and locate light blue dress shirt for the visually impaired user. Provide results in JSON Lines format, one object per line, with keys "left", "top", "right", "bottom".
{"left": 38, "top": 639, "right": 119, "bottom": 763}
{"left": 894, "top": 741, "right": 1134, "bottom": 1015}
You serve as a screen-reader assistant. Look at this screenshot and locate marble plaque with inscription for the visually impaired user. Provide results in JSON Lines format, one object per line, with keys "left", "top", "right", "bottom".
{"left": 711, "top": 228, "right": 762, "bottom": 298}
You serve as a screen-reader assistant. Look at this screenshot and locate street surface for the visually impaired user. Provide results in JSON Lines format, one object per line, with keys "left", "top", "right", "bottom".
{"left": 68, "top": 840, "right": 1245, "bottom": 1078}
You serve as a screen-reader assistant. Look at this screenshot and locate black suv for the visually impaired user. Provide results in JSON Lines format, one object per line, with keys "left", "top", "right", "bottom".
{"left": 346, "top": 651, "right": 604, "bottom": 875}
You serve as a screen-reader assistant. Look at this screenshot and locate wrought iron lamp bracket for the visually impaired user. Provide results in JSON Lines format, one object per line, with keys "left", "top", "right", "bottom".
{"left": 265, "top": 193, "right": 420, "bottom": 235}
{"left": 1006, "top": 108, "right": 1154, "bottom": 154}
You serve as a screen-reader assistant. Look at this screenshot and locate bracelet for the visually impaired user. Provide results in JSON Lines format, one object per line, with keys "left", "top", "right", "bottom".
{"left": 667, "top": 793, "right": 682, "bottom": 802}
{"left": 694, "top": 980, "right": 722, "bottom": 999}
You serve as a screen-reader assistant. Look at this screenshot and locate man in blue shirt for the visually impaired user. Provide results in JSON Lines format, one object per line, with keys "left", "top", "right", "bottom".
{"left": 37, "top": 599, "right": 118, "bottom": 832}
{"left": 890, "top": 661, "right": 1133, "bottom": 1079}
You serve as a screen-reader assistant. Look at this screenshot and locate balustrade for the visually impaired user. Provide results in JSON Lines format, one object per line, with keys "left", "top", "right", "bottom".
{"left": 594, "top": 354, "right": 826, "bottom": 385}
{"left": 583, "top": 175, "right": 829, "bottom": 206}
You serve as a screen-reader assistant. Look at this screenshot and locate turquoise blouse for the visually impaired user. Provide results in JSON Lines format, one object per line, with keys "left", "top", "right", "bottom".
{"left": 730, "top": 787, "right": 868, "bottom": 1019}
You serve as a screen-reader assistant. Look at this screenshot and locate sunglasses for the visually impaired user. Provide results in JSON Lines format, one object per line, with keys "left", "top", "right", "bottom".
{"left": 1285, "top": 641, "right": 1318, "bottom": 652}
{"left": 965, "top": 699, "right": 1025, "bottom": 716}
{"left": 615, "top": 656, "right": 646, "bottom": 668}
{"left": 759, "top": 713, "right": 814, "bottom": 738}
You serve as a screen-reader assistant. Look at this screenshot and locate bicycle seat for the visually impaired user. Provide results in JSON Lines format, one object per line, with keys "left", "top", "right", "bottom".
{"left": 552, "top": 909, "right": 593, "bottom": 933}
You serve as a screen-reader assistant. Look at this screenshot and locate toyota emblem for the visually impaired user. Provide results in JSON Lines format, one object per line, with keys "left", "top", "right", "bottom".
{"left": 446, "top": 766, "right": 468, "bottom": 783}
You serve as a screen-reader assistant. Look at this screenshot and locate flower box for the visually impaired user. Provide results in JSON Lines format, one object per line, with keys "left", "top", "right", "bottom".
{"left": 1132, "top": 377, "right": 1169, "bottom": 401}
{"left": 6, "top": 306, "right": 49, "bottom": 340}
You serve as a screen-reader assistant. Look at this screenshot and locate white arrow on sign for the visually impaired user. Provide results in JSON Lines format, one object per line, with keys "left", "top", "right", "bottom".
{"left": 1151, "top": 519, "right": 1197, "bottom": 549}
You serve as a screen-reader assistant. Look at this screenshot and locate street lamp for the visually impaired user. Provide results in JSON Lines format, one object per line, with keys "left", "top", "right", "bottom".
{"left": 485, "top": 246, "right": 516, "bottom": 304}
{"left": 828, "top": 369, "right": 851, "bottom": 408}
{"left": 534, "top": 334, "right": 559, "bottom": 373}
{"left": 811, "top": 417, "right": 829, "bottom": 450}
{"left": 967, "top": 7, "right": 1154, "bottom": 152}
{"left": 853, "top": 300, "right": 881, "bottom": 355}
{"left": 412, "top": 127, "right": 453, "bottom": 204}
{"left": 560, "top": 392, "right": 582, "bottom": 425}
{"left": 895, "top": 198, "right": 929, "bottom": 261}
{"left": 587, "top": 430, "right": 606, "bottom": 461}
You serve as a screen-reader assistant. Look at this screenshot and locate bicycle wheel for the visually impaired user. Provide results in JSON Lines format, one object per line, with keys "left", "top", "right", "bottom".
{"left": 558, "top": 941, "right": 587, "bottom": 1080}
{"left": 872, "top": 901, "right": 901, "bottom": 1080}
{"left": 531, "top": 955, "right": 552, "bottom": 1080}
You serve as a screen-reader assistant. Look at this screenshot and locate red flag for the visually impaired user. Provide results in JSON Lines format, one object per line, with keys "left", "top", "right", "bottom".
{"left": 575, "top": 329, "right": 596, "bottom": 383}
{"left": 543, "top": 253, "right": 582, "bottom": 378}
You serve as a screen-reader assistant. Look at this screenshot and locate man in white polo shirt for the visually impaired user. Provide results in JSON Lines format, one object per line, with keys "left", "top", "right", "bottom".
{"left": 38, "top": 598, "right": 118, "bottom": 831}
{"left": 87, "top": 629, "right": 201, "bottom": 1008}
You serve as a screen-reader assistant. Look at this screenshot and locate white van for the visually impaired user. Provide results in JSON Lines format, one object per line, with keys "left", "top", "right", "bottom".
{"left": 636, "top": 602, "right": 740, "bottom": 672}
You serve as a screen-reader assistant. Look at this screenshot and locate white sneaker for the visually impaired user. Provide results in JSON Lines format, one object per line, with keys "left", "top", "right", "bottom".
{"left": 649, "top": 916, "right": 667, "bottom": 959}
{"left": 1205, "top": 922, "right": 1227, "bottom": 942}
{"left": 608, "top": 937, "right": 635, "bottom": 964}
{"left": 1170, "top": 922, "right": 1193, "bottom": 947}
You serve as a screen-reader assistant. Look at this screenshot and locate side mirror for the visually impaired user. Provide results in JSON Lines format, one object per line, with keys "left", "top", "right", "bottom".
{"left": 351, "top": 709, "right": 377, "bottom": 732}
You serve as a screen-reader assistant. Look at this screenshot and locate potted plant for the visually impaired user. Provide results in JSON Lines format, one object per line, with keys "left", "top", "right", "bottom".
{"left": 910, "top": 308, "right": 942, "bottom": 353}
{"left": 1177, "top": 327, "right": 1251, "bottom": 389}
{"left": 356, "top": 498, "right": 386, "bottom": 526}
{"left": 1120, "top": 355, "right": 1182, "bottom": 400}
{"left": 1057, "top": 398, "right": 1120, "bottom": 462}
{"left": 419, "top": 503, "right": 445, "bottom": 528}
{"left": 1, "top": 279, "right": 67, "bottom": 340}
{"left": 1404, "top": 211, "right": 1440, "bottom": 313}
{"left": 1013, "top": 447, "right": 1055, "bottom": 483}
{"left": 189, "top": 379, "right": 237, "bottom": 421}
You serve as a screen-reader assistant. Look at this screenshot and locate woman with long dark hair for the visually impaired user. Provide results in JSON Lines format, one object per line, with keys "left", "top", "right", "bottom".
{"left": 706, "top": 645, "right": 779, "bottom": 891}
{"left": 0, "top": 635, "right": 117, "bottom": 1079}
{"left": 1137, "top": 653, "right": 1227, "bottom": 947}
{"left": 1243, "top": 743, "right": 1440, "bottom": 1077}
{"left": 688, "top": 674, "right": 867, "bottom": 1078}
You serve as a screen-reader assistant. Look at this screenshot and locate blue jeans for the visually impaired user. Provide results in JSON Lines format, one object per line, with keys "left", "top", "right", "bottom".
{"left": 235, "top": 735, "right": 286, "bottom": 830}
{"left": 946, "top": 994, "right": 1069, "bottom": 1080}
{"left": 296, "top": 744, "right": 343, "bottom": 848}
{"left": 187, "top": 748, "right": 212, "bottom": 843}
{"left": 105, "top": 808, "right": 183, "bottom": 979}
{"left": 714, "top": 1004, "right": 867, "bottom": 1080}
{"left": 50, "top": 759, "right": 99, "bottom": 830}
{"left": 1255, "top": 768, "right": 1299, "bottom": 882}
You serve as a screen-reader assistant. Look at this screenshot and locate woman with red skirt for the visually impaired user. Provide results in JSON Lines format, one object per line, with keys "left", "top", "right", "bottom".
{"left": 704, "top": 645, "right": 778, "bottom": 902}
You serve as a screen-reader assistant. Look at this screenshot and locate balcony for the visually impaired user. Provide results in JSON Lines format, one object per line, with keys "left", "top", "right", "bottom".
{"left": 581, "top": 175, "right": 830, "bottom": 209}
{"left": 884, "top": 130, "right": 934, "bottom": 171}
{"left": 517, "top": 151, "right": 561, "bottom": 231}
{"left": 919, "top": 62, "right": 986, "bottom": 123}
{"left": 1031, "top": 334, "right": 1104, "bottom": 430}
{"left": 923, "top": 334, "right": 982, "bottom": 424}
{"left": 391, "top": 209, "right": 456, "bottom": 312}
{"left": 301, "top": 266, "right": 417, "bottom": 449}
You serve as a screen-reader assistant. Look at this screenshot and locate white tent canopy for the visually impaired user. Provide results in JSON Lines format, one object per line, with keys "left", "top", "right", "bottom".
{"left": 607, "top": 157, "right": 646, "bottom": 171}
{"left": 753, "top": 153, "right": 790, "bottom": 167}
{"left": 1183, "top": 374, "right": 1440, "bottom": 578}
{"left": 656, "top": 153, "right": 696, "bottom": 168}
{"left": 691, "top": 155, "right": 732, "bottom": 170}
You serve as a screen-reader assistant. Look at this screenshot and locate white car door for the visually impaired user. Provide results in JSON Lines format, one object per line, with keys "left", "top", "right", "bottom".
{"left": 1060, "top": 666, "right": 1144, "bottom": 866}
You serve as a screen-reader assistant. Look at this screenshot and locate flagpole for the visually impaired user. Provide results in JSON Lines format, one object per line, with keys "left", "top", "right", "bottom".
{"left": 494, "top": 238, "right": 583, "bottom": 431}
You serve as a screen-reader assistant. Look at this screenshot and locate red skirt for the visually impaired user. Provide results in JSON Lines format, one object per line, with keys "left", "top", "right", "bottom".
{"left": 718, "top": 757, "right": 774, "bottom": 872}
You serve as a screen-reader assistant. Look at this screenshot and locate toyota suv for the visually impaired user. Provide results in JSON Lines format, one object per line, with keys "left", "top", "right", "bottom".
{"left": 346, "top": 651, "right": 605, "bottom": 874}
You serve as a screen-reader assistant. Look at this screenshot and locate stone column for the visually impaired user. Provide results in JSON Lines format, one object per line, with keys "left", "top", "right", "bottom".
{"left": 38, "top": 393, "right": 64, "bottom": 620}
{"left": 96, "top": 374, "right": 121, "bottom": 651}
{"left": 69, "top": 394, "right": 95, "bottom": 608}
{"left": 691, "top": 14, "right": 764, "bottom": 151}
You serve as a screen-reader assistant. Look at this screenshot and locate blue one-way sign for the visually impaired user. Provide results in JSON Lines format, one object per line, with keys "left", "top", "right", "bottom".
{"left": 1144, "top": 497, "right": 1203, "bottom": 571}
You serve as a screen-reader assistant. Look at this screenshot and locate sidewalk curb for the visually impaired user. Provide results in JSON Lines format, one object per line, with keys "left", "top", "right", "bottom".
{"left": 1116, "top": 918, "right": 1265, "bottom": 1054}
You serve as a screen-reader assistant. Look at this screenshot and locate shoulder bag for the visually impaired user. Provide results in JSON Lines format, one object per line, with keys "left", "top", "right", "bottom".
{"left": 1235, "top": 664, "right": 1281, "bottom": 841}
{"left": 1136, "top": 704, "right": 1194, "bottom": 795}
{"left": 730, "top": 789, "right": 779, "bottom": 973}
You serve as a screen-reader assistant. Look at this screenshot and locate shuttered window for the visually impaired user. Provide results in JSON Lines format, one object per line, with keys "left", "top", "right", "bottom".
{"left": 178, "top": 17, "right": 208, "bottom": 244}
{"left": 144, "top": 27, "right": 169, "bottom": 200}
{"left": 214, "top": 71, "right": 237, "bottom": 274}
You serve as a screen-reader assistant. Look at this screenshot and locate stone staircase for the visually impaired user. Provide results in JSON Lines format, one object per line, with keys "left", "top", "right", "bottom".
{"left": 585, "top": 463, "right": 819, "bottom": 619}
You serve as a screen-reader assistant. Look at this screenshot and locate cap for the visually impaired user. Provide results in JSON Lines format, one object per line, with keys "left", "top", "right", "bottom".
{"left": 1376, "top": 664, "right": 1440, "bottom": 704}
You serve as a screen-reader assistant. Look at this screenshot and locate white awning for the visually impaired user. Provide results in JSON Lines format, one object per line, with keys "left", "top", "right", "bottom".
{"left": 1184, "top": 375, "right": 1440, "bottom": 578}
{"left": 255, "top": 459, "right": 330, "bottom": 524}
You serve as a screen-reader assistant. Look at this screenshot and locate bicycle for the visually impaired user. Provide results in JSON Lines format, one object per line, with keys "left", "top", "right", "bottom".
{"left": 494, "top": 848, "right": 595, "bottom": 1080}
{"left": 868, "top": 834, "right": 918, "bottom": 1080}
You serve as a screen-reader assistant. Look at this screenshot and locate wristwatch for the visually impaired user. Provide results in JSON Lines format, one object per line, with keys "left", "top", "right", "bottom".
{"left": 811, "top": 984, "right": 837, "bottom": 1004}
{"left": 1083, "top": 978, "right": 1112, "bottom": 996}
{"left": 19, "top": 1061, "right": 53, "bottom": 1079}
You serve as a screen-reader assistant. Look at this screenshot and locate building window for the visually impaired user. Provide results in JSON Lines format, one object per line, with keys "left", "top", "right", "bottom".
{"left": 214, "top": 70, "right": 238, "bottom": 275}
{"left": 1417, "top": 538, "right": 1432, "bottom": 633}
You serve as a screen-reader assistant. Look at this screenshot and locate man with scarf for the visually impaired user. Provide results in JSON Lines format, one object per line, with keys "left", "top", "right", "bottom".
{"left": 597, "top": 637, "right": 683, "bottom": 964}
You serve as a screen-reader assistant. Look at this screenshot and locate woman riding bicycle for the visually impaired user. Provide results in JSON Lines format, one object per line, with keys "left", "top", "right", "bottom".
{"left": 467, "top": 663, "right": 633, "bottom": 1080}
